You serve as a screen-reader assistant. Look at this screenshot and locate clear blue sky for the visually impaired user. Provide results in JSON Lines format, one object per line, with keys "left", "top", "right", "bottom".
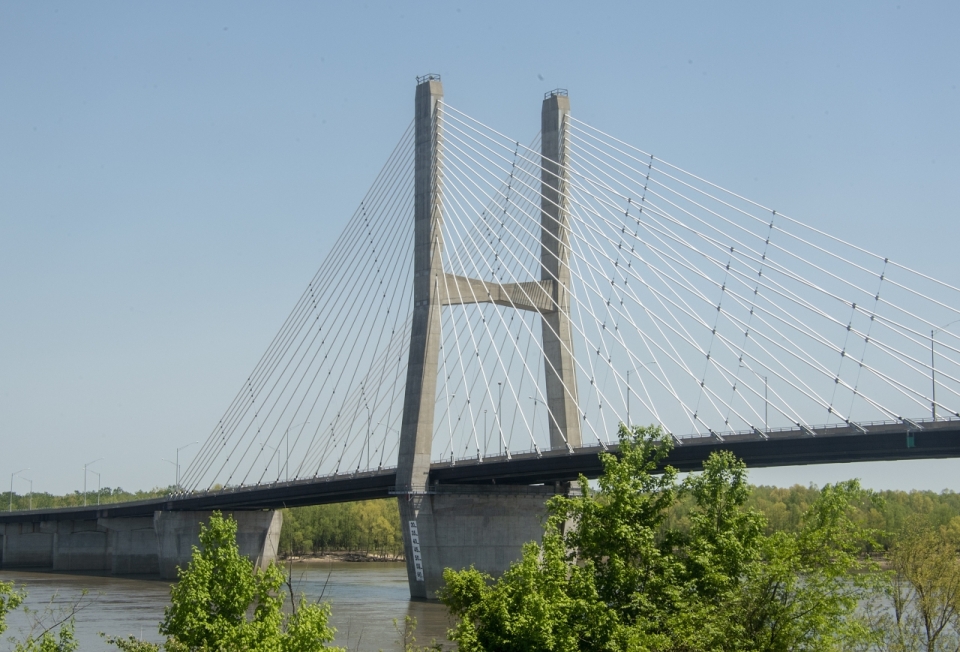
{"left": 2, "top": 1, "right": 958, "bottom": 495}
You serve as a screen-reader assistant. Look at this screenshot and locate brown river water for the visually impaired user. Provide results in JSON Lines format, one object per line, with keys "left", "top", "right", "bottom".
{"left": 0, "top": 562, "right": 453, "bottom": 651}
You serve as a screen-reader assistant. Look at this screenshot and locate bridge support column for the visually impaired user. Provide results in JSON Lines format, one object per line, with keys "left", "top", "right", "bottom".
{"left": 155, "top": 510, "right": 282, "bottom": 580}
{"left": 0, "top": 511, "right": 281, "bottom": 578}
{"left": 397, "top": 81, "right": 585, "bottom": 599}
{"left": 540, "top": 90, "right": 581, "bottom": 451}
{"left": 0, "top": 521, "right": 55, "bottom": 568}
{"left": 100, "top": 517, "right": 159, "bottom": 575}
{"left": 398, "top": 74, "right": 446, "bottom": 598}
{"left": 52, "top": 519, "right": 110, "bottom": 571}
{"left": 403, "top": 485, "right": 558, "bottom": 600}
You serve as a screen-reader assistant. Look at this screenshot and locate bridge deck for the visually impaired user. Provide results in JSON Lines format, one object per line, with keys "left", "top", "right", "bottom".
{"left": 3, "top": 420, "right": 957, "bottom": 524}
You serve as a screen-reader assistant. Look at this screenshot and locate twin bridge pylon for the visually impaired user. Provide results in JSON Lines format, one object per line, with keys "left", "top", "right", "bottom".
{"left": 396, "top": 77, "right": 580, "bottom": 493}
{"left": 395, "top": 77, "right": 583, "bottom": 597}
{"left": 171, "top": 75, "right": 960, "bottom": 598}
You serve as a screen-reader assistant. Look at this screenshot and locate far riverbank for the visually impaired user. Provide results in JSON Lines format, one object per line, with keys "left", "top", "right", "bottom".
{"left": 280, "top": 550, "right": 404, "bottom": 563}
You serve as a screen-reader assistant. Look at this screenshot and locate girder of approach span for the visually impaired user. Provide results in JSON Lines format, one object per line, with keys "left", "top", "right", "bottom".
{"left": 5, "top": 418, "right": 959, "bottom": 524}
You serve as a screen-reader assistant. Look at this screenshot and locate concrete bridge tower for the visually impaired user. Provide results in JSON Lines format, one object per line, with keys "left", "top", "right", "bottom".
{"left": 396, "top": 77, "right": 579, "bottom": 599}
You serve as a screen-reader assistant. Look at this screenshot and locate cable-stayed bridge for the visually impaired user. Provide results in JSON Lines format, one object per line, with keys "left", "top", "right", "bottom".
{"left": 4, "top": 76, "right": 960, "bottom": 597}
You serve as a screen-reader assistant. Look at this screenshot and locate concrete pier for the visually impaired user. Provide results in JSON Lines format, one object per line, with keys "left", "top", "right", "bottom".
{"left": 0, "top": 510, "right": 281, "bottom": 579}
{"left": 404, "top": 485, "right": 557, "bottom": 600}
{"left": 155, "top": 510, "right": 282, "bottom": 580}
{"left": 397, "top": 74, "right": 447, "bottom": 598}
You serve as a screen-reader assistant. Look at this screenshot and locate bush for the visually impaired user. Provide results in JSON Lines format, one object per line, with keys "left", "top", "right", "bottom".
{"left": 107, "top": 511, "right": 343, "bottom": 652}
{"left": 441, "top": 424, "right": 881, "bottom": 652}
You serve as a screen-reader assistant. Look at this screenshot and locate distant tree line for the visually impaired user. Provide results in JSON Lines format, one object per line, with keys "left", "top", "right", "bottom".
{"left": 2, "top": 486, "right": 173, "bottom": 511}
{"left": 10, "top": 477, "right": 960, "bottom": 561}
{"left": 278, "top": 499, "right": 403, "bottom": 559}
{"left": 441, "top": 426, "right": 960, "bottom": 652}
{"left": 274, "top": 481, "right": 960, "bottom": 561}
{"left": 6, "top": 427, "right": 960, "bottom": 650}
{"left": 3, "top": 487, "right": 404, "bottom": 559}
{"left": 663, "top": 482, "right": 960, "bottom": 550}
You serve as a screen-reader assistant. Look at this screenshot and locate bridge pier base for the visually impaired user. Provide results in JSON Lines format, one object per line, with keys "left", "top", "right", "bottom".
{"left": 401, "top": 484, "right": 560, "bottom": 600}
{"left": 0, "top": 510, "right": 282, "bottom": 579}
{"left": 0, "top": 521, "right": 55, "bottom": 569}
{"left": 155, "top": 510, "right": 283, "bottom": 580}
{"left": 100, "top": 517, "right": 159, "bottom": 575}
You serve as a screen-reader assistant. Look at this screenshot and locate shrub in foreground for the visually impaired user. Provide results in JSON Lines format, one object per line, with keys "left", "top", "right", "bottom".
{"left": 442, "top": 424, "right": 880, "bottom": 652}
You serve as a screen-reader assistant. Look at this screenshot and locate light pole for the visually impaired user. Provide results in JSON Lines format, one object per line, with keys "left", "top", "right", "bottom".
{"left": 88, "top": 470, "right": 101, "bottom": 506}
{"left": 162, "top": 458, "right": 178, "bottom": 491}
{"left": 498, "top": 382, "right": 503, "bottom": 457}
{"left": 528, "top": 396, "right": 539, "bottom": 441}
{"left": 484, "top": 409, "right": 488, "bottom": 456}
{"left": 261, "top": 442, "right": 281, "bottom": 479}
{"left": 284, "top": 422, "right": 311, "bottom": 481}
{"left": 175, "top": 442, "right": 198, "bottom": 492}
{"left": 20, "top": 477, "right": 33, "bottom": 510}
{"left": 931, "top": 320, "right": 960, "bottom": 420}
{"left": 9, "top": 468, "right": 29, "bottom": 512}
{"left": 366, "top": 405, "right": 372, "bottom": 471}
{"left": 83, "top": 458, "right": 102, "bottom": 507}
{"left": 763, "top": 376, "right": 768, "bottom": 432}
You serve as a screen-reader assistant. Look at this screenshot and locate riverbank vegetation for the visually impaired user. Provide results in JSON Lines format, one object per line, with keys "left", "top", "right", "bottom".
{"left": 7, "top": 476, "right": 960, "bottom": 561}
{"left": 104, "top": 511, "right": 343, "bottom": 652}
{"left": 1, "top": 487, "right": 173, "bottom": 511}
{"left": 277, "top": 499, "right": 403, "bottom": 560}
{"left": 272, "top": 475, "right": 960, "bottom": 564}
{"left": 441, "top": 425, "right": 960, "bottom": 651}
{"left": 5, "top": 425, "right": 960, "bottom": 650}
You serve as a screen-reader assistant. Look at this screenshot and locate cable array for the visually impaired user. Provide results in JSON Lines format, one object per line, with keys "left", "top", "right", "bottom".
{"left": 181, "top": 102, "right": 960, "bottom": 492}
{"left": 179, "top": 124, "right": 416, "bottom": 492}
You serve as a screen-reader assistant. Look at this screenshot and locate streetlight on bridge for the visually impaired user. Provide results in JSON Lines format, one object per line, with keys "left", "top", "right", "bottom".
{"left": 260, "top": 442, "right": 281, "bottom": 480}
{"left": 9, "top": 468, "right": 29, "bottom": 512}
{"left": 529, "top": 395, "right": 541, "bottom": 444}
{"left": 82, "top": 458, "right": 102, "bottom": 507}
{"left": 498, "top": 382, "right": 503, "bottom": 458}
{"left": 162, "top": 458, "right": 178, "bottom": 492}
{"left": 88, "top": 469, "right": 101, "bottom": 506}
{"left": 173, "top": 441, "right": 198, "bottom": 492}
{"left": 483, "top": 409, "right": 488, "bottom": 458}
{"left": 19, "top": 476, "right": 33, "bottom": 511}
{"left": 931, "top": 319, "right": 960, "bottom": 421}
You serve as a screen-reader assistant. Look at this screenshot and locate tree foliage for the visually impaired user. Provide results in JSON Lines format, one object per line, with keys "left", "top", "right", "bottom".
{"left": 0, "top": 580, "right": 80, "bottom": 652}
{"left": 105, "top": 511, "right": 344, "bottom": 652}
{"left": 872, "top": 520, "right": 960, "bottom": 652}
{"left": 0, "top": 581, "right": 25, "bottom": 639}
{"left": 441, "top": 424, "right": 880, "bottom": 652}
{"left": 278, "top": 499, "right": 402, "bottom": 558}
{"left": 2, "top": 487, "right": 174, "bottom": 511}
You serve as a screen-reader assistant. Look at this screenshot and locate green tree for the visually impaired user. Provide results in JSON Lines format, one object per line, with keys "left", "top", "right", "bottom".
{"left": 277, "top": 499, "right": 403, "bottom": 559}
{"left": 441, "top": 424, "right": 879, "bottom": 652}
{"left": 0, "top": 581, "right": 25, "bottom": 638}
{"left": 876, "top": 521, "right": 960, "bottom": 652}
{"left": 107, "top": 511, "right": 343, "bottom": 652}
{"left": 1, "top": 580, "right": 81, "bottom": 652}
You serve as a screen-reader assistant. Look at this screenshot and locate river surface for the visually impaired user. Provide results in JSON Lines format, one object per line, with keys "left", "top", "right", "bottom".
{"left": 0, "top": 562, "right": 453, "bottom": 651}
